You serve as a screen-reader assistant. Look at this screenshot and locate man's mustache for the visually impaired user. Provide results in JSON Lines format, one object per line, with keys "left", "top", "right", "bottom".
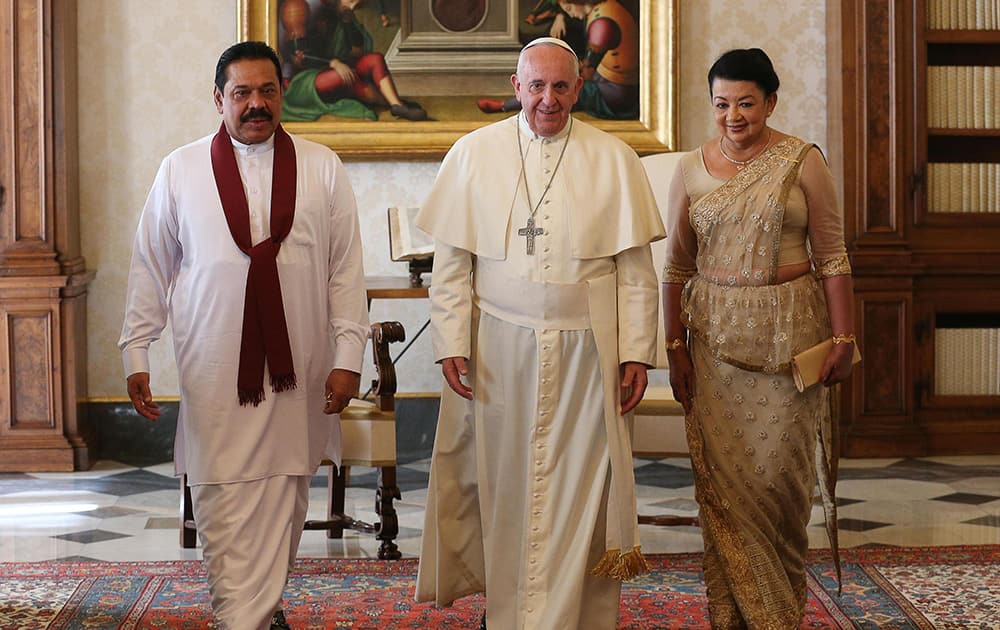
{"left": 241, "top": 108, "right": 272, "bottom": 122}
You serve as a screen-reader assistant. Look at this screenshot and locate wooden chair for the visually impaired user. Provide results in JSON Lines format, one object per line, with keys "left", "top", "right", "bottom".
{"left": 180, "top": 321, "right": 407, "bottom": 560}
{"left": 634, "top": 152, "right": 698, "bottom": 528}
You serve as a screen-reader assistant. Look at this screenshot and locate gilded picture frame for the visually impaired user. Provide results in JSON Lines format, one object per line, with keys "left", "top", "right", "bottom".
{"left": 239, "top": 0, "right": 677, "bottom": 160}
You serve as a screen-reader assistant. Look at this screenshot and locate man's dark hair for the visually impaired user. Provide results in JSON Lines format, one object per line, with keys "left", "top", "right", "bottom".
{"left": 215, "top": 41, "right": 282, "bottom": 92}
{"left": 707, "top": 48, "right": 780, "bottom": 97}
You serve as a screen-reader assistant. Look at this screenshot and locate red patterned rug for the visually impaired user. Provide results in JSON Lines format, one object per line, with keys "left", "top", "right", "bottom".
{"left": 1, "top": 545, "right": 997, "bottom": 629}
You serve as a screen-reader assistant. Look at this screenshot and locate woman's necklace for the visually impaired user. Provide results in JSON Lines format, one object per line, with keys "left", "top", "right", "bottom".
{"left": 719, "top": 129, "right": 772, "bottom": 170}
{"left": 514, "top": 116, "right": 572, "bottom": 255}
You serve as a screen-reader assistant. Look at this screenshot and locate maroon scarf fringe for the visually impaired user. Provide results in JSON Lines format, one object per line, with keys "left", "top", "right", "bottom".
{"left": 238, "top": 388, "right": 266, "bottom": 407}
{"left": 270, "top": 374, "right": 298, "bottom": 393}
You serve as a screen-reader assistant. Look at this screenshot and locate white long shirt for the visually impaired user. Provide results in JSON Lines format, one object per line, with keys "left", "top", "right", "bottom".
{"left": 119, "top": 131, "right": 369, "bottom": 484}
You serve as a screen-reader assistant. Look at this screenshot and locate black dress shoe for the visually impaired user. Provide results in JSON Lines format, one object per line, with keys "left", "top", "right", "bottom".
{"left": 270, "top": 609, "right": 291, "bottom": 629}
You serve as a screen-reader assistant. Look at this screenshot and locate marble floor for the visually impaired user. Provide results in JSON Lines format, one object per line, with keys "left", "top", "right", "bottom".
{"left": 1, "top": 455, "right": 999, "bottom": 563}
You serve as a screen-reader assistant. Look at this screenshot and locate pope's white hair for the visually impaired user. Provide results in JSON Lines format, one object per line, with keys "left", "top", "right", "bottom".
{"left": 516, "top": 37, "right": 580, "bottom": 79}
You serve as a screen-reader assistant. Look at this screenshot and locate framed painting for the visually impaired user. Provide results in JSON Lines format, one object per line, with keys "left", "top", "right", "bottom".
{"left": 239, "top": 0, "right": 677, "bottom": 160}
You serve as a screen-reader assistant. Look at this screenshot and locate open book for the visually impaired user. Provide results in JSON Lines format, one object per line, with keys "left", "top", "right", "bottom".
{"left": 387, "top": 206, "right": 434, "bottom": 286}
{"left": 387, "top": 207, "right": 434, "bottom": 261}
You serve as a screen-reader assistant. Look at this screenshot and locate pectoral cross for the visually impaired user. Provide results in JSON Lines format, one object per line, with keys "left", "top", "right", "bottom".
{"left": 517, "top": 216, "right": 545, "bottom": 255}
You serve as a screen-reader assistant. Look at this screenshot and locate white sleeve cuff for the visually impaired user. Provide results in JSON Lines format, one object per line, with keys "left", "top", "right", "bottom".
{"left": 123, "top": 347, "right": 151, "bottom": 378}
{"left": 333, "top": 338, "right": 366, "bottom": 375}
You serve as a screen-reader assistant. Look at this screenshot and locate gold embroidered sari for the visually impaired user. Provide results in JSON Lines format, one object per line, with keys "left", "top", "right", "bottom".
{"left": 677, "top": 138, "right": 841, "bottom": 629}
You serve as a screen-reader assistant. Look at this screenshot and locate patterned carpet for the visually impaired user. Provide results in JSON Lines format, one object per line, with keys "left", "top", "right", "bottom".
{"left": 1, "top": 545, "right": 996, "bottom": 629}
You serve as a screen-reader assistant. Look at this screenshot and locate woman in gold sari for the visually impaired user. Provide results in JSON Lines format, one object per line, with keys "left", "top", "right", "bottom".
{"left": 661, "top": 49, "right": 856, "bottom": 628}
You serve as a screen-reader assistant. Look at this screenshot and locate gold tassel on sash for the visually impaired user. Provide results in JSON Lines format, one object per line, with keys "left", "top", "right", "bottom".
{"left": 590, "top": 546, "right": 650, "bottom": 580}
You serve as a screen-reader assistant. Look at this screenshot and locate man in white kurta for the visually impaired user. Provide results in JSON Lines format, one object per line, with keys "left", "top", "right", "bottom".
{"left": 119, "top": 42, "right": 368, "bottom": 630}
{"left": 415, "top": 39, "right": 665, "bottom": 630}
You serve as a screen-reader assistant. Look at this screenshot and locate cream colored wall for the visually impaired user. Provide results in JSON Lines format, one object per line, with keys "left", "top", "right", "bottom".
{"left": 79, "top": 0, "right": 827, "bottom": 398}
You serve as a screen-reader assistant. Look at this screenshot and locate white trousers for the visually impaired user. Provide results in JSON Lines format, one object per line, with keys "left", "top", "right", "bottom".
{"left": 191, "top": 474, "right": 310, "bottom": 630}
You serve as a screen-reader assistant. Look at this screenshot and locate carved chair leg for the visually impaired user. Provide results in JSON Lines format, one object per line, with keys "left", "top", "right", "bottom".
{"left": 374, "top": 464, "right": 402, "bottom": 560}
{"left": 180, "top": 475, "right": 197, "bottom": 549}
{"left": 327, "top": 464, "right": 349, "bottom": 539}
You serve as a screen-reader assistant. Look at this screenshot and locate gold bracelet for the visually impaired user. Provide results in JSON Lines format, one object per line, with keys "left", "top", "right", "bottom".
{"left": 831, "top": 334, "right": 856, "bottom": 345}
{"left": 665, "top": 338, "right": 687, "bottom": 351}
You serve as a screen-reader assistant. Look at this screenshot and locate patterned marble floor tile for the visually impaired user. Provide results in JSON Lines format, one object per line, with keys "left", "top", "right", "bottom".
{"left": 656, "top": 457, "right": 693, "bottom": 470}
{"left": 641, "top": 496, "right": 698, "bottom": 515}
{"left": 79, "top": 531, "right": 203, "bottom": 562}
{"left": 635, "top": 483, "right": 695, "bottom": 500}
{"left": 961, "top": 514, "right": 1000, "bottom": 528}
{"left": 399, "top": 458, "right": 432, "bottom": 473}
{"left": 932, "top": 491, "right": 1000, "bottom": 505}
{"left": 836, "top": 478, "right": 955, "bottom": 502}
{"left": 297, "top": 531, "right": 386, "bottom": 559}
{"left": 836, "top": 517, "right": 893, "bottom": 533}
{"left": 95, "top": 514, "right": 170, "bottom": 537}
{"left": 840, "top": 458, "right": 1000, "bottom": 483}
{"left": 391, "top": 487, "right": 428, "bottom": 507}
{"left": 951, "top": 476, "right": 1000, "bottom": 494}
{"left": 79, "top": 505, "right": 147, "bottom": 519}
{"left": 2, "top": 456, "right": 999, "bottom": 562}
{"left": 64, "top": 469, "right": 180, "bottom": 497}
{"left": 115, "top": 488, "right": 187, "bottom": 513}
{"left": 921, "top": 455, "right": 1000, "bottom": 467}
{"left": 838, "top": 457, "right": 905, "bottom": 469}
{"left": 55, "top": 555, "right": 103, "bottom": 562}
{"left": 27, "top": 460, "right": 138, "bottom": 480}
{"left": 0, "top": 535, "right": 85, "bottom": 563}
{"left": 54, "top": 529, "right": 132, "bottom": 544}
{"left": 837, "top": 498, "right": 988, "bottom": 526}
{"left": 632, "top": 462, "right": 695, "bottom": 489}
{"left": 142, "top": 462, "right": 178, "bottom": 478}
{"left": 637, "top": 524, "right": 703, "bottom": 553}
{"left": 806, "top": 526, "right": 869, "bottom": 549}
{"left": 0, "top": 488, "right": 118, "bottom": 510}
{"left": 0, "top": 472, "right": 34, "bottom": 484}
{"left": 145, "top": 516, "right": 178, "bottom": 529}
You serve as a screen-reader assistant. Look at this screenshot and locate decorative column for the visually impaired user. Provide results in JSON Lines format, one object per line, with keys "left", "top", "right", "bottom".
{"left": 0, "top": 0, "right": 96, "bottom": 471}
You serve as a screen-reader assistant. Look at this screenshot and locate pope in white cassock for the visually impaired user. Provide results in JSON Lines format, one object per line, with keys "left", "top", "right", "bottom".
{"left": 118, "top": 42, "right": 369, "bottom": 630}
{"left": 414, "top": 38, "right": 665, "bottom": 630}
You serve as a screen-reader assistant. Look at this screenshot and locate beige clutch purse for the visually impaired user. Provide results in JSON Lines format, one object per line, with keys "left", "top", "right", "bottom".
{"left": 791, "top": 339, "right": 862, "bottom": 392}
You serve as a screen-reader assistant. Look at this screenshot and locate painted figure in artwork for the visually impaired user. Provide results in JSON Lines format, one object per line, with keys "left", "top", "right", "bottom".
{"left": 479, "top": 0, "right": 639, "bottom": 120}
{"left": 521, "top": 0, "right": 593, "bottom": 54}
{"left": 279, "top": 0, "right": 426, "bottom": 121}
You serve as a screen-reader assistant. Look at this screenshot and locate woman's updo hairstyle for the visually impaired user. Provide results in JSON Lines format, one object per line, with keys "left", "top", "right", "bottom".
{"left": 707, "top": 48, "right": 780, "bottom": 97}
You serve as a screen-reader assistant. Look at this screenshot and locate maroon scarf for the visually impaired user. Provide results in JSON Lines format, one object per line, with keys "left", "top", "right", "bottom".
{"left": 211, "top": 122, "right": 297, "bottom": 406}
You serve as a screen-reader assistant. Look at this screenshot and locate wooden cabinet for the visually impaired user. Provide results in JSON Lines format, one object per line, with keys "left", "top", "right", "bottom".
{"left": 0, "top": 0, "right": 97, "bottom": 471}
{"left": 830, "top": 0, "right": 1000, "bottom": 456}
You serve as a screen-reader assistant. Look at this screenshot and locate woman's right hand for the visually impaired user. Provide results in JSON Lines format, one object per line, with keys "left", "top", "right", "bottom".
{"left": 667, "top": 349, "right": 695, "bottom": 414}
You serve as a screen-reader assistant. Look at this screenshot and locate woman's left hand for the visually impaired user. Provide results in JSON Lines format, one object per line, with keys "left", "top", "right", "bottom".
{"left": 820, "top": 342, "right": 856, "bottom": 387}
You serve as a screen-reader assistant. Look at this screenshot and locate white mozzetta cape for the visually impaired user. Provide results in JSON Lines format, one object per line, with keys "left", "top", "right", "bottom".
{"left": 119, "top": 131, "right": 369, "bottom": 485}
{"left": 415, "top": 115, "right": 665, "bottom": 260}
